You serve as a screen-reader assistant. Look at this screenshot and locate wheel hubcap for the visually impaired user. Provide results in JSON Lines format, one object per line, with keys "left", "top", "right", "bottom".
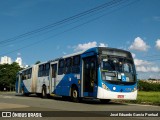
{"left": 22, "top": 89, "right": 24, "bottom": 94}
{"left": 73, "top": 90, "right": 77, "bottom": 98}
{"left": 43, "top": 90, "right": 44, "bottom": 96}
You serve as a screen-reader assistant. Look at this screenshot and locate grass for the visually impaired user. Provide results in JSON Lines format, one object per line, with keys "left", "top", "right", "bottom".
{"left": 136, "top": 91, "right": 160, "bottom": 105}
{"left": 119, "top": 91, "right": 160, "bottom": 106}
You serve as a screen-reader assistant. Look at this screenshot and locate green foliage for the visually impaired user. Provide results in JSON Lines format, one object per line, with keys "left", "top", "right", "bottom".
{"left": 117, "top": 91, "right": 160, "bottom": 106}
{"left": 138, "top": 80, "right": 160, "bottom": 91}
{"left": 0, "top": 62, "right": 22, "bottom": 91}
{"left": 137, "top": 91, "right": 160, "bottom": 105}
{"left": 35, "top": 61, "right": 41, "bottom": 64}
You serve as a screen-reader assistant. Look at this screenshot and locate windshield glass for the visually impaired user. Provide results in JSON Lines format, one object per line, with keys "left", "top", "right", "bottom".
{"left": 101, "top": 56, "right": 136, "bottom": 82}
{"left": 101, "top": 57, "right": 134, "bottom": 73}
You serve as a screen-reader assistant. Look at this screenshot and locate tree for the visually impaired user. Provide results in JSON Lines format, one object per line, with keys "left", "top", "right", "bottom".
{"left": 0, "top": 62, "right": 22, "bottom": 91}
{"left": 35, "top": 61, "right": 41, "bottom": 64}
{"left": 138, "top": 80, "right": 160, "bottom": 91}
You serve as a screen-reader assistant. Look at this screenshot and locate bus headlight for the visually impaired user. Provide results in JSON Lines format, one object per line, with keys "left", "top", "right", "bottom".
{"left": 102, "top": 83, "right": 110, "bottom": 91}
{"left": 132, "top": 87, "right": 137, "bottom": 92}
{"left": 113, "top": 86, "right": 116, "bottom": 91}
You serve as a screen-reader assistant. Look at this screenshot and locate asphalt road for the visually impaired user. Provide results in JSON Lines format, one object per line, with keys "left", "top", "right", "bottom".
{"left": 0, "top": 92, "right": 159, "bottom": 120}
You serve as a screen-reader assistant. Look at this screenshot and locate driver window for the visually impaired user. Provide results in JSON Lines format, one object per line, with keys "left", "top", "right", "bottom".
{"left": 104, "top": 62, "right": 112, "bottom": 70}
{"left": 102, "top": 61, "right": 115, "bottom": 71}
{"left": 123, "top": 63, "right": 129, "bottom": 72}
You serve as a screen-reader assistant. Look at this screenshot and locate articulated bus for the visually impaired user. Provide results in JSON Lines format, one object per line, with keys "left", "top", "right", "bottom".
{"left": 16, "top": 47, "right": 137, "bottom": 102}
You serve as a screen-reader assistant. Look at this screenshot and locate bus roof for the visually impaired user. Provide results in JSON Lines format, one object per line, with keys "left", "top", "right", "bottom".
{"left": 18, "top": 47, "right": 132, "bottom": 71}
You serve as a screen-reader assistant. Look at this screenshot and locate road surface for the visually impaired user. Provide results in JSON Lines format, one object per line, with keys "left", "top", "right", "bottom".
{"left": 0, "top": 92, "right": 159, "bottom": 120}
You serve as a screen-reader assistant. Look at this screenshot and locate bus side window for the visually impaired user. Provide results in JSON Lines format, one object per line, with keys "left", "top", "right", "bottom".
{"left": 28, "top": 68, "right": 32, "bottom": 79}
{"left": 22, "top": 70, "right": 27, "bottom": 80}
{"left": 38, "top": 65, "right": 44, "bottom": 77}
{"left": 22, "top": 72, "right": 25, "bottom": 80}
{"left": 72, "top": 55, "right": 80, "bottom": 73}
{"left": 24, "top": 71, "right": 26, "bottom": 80}
{"left": 65, "top": 57, "right": 72, "bottom": 74}
{"left": 52, "top": 64, "right": 57, "bottom": 78}
{"left": 58, "top": 59, "right": 65, "bottom": 75}
{"left": 26, "top": 70, "right": 28, "bottom": 79}
{"left": 45, "top": 63, "right": 50, "bottom": 76}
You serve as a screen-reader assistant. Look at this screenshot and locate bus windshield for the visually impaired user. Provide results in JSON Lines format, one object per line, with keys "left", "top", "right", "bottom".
{"left": 101, "top": 55, "right": 136, "bottom": 82}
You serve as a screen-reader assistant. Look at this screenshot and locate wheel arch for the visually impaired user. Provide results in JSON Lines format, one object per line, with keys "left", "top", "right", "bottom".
{"left": 70, "top": 84, "right": 78, "bottom": 96}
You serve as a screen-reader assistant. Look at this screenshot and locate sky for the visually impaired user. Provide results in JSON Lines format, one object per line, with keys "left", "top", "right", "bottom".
{"left": 0, "top": 0, "right": 160, "bottom": 79}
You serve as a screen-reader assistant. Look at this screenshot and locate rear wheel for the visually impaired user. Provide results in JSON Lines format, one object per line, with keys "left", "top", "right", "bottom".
{"left": 21, "top": 88, "right": 29, "bottom": 96}
{"left": 62, "top": 96, "right": 71, "bottom": 101}
{"left": 21, "top": 88, "right": 25, "bottom": 95}
{"left": 41, "top": 86, "right": 47, "bottom": 98}
{"left": 36, "top": 93, "right": 42, "bottom": 97}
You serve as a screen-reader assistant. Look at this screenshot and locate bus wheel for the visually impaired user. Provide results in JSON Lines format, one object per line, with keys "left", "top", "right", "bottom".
{"left": 21, "top": 88, "right": 25, "bottom": 96}
{"left": 62, "top": 96, "right": 70, "bottom": 101}
{"left": 100, "top": 99, "right": 110, "bottom": 103}
{"left": 41, "top": 86, "right": 47, "bottom": 98}
{"left": 22, "top": 88, "right": 29, "bottom": 96}
{"left": 36, "top": 93, "right": 41, "bottom": 97}
{"left": 71, "top": 87, "right": 80, "bottom": 102}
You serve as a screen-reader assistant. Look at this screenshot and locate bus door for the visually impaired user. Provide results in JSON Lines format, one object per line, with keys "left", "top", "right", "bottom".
{"left": 83, "top": 56, "right": 97, "bottom": 97}
{"left": 50, "top": 63, "right": 57, "bottom": 94}
{"left": 17, "top": 73, "right": 22, "bottom": 93}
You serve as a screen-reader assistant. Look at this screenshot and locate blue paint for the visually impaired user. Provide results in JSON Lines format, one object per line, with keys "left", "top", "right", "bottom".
{"left": 98, "top": 68, "right": 103, "bottom": 88}
{"left": 21, "top": 81, "right": 30, "bottom": 93}
{"left": 55, "top": 73, "right": 80, "bottom": 96}
{"left": 81, "top": 52, "right": 95, "bottom": 58}
{"left": 98, "top": 65, "right": 136, "bottom": 93}
{"left": 83, "top": 92, "right": 88, "bottom": 96}
{"left": 102, "top": 81, "right": 136, "bottom": 93}
{"left": 121, "top": 75, "right": 126, "bottom": 82}
{"left": 15, "top": 79, "right": 18, "bottom": 93}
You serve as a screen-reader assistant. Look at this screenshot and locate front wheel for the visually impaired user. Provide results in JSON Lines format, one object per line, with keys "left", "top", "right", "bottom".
{"left": 71, "top": 87, "right": 81, "bottom": 102}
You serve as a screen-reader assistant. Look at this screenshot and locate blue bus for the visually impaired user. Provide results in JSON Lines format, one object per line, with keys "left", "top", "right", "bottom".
{"left": 16, "top": 47, "right": 137, "bottom": 102}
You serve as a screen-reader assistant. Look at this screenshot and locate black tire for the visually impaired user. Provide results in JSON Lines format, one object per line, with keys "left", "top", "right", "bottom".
{"left": 36, "top": 93, "right": 42, "bottom": 97}
{"left": 62, "top": 96, "right": 71, "bottom": 101}
{"left": 100, "top": 99, "right": 111, "bottom": 103}
{"left": 21, "top": 88, "right": 29, "bottom": 96}
{"left": 24, "top": 93, "right": 30, "bottom": 96}
{"left": 21, "top": 88, "right": 25, "bottom": 96}
{"left": 41, "top": 86, "right": 47, "bottom": 98}
{"left": 71, "top": 87, "right": 80, "bottom": 102}
{"left": 47, "top": 94, "right": 51, "bottom": 99}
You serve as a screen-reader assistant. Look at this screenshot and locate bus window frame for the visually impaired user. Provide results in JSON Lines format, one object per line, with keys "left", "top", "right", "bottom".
{"left": 65, "top": 57, "right": 72, "bottom": 74}
{"left": 58, "top": 59, "right": 65, "bottom": 75}
{"left": 72, "top": 55, "right": 80, "bottom": 73}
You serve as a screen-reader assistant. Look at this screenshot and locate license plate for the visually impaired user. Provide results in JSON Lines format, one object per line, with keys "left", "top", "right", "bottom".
{"left": 117, "top": 95, "right": 124, "bottom": 98}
